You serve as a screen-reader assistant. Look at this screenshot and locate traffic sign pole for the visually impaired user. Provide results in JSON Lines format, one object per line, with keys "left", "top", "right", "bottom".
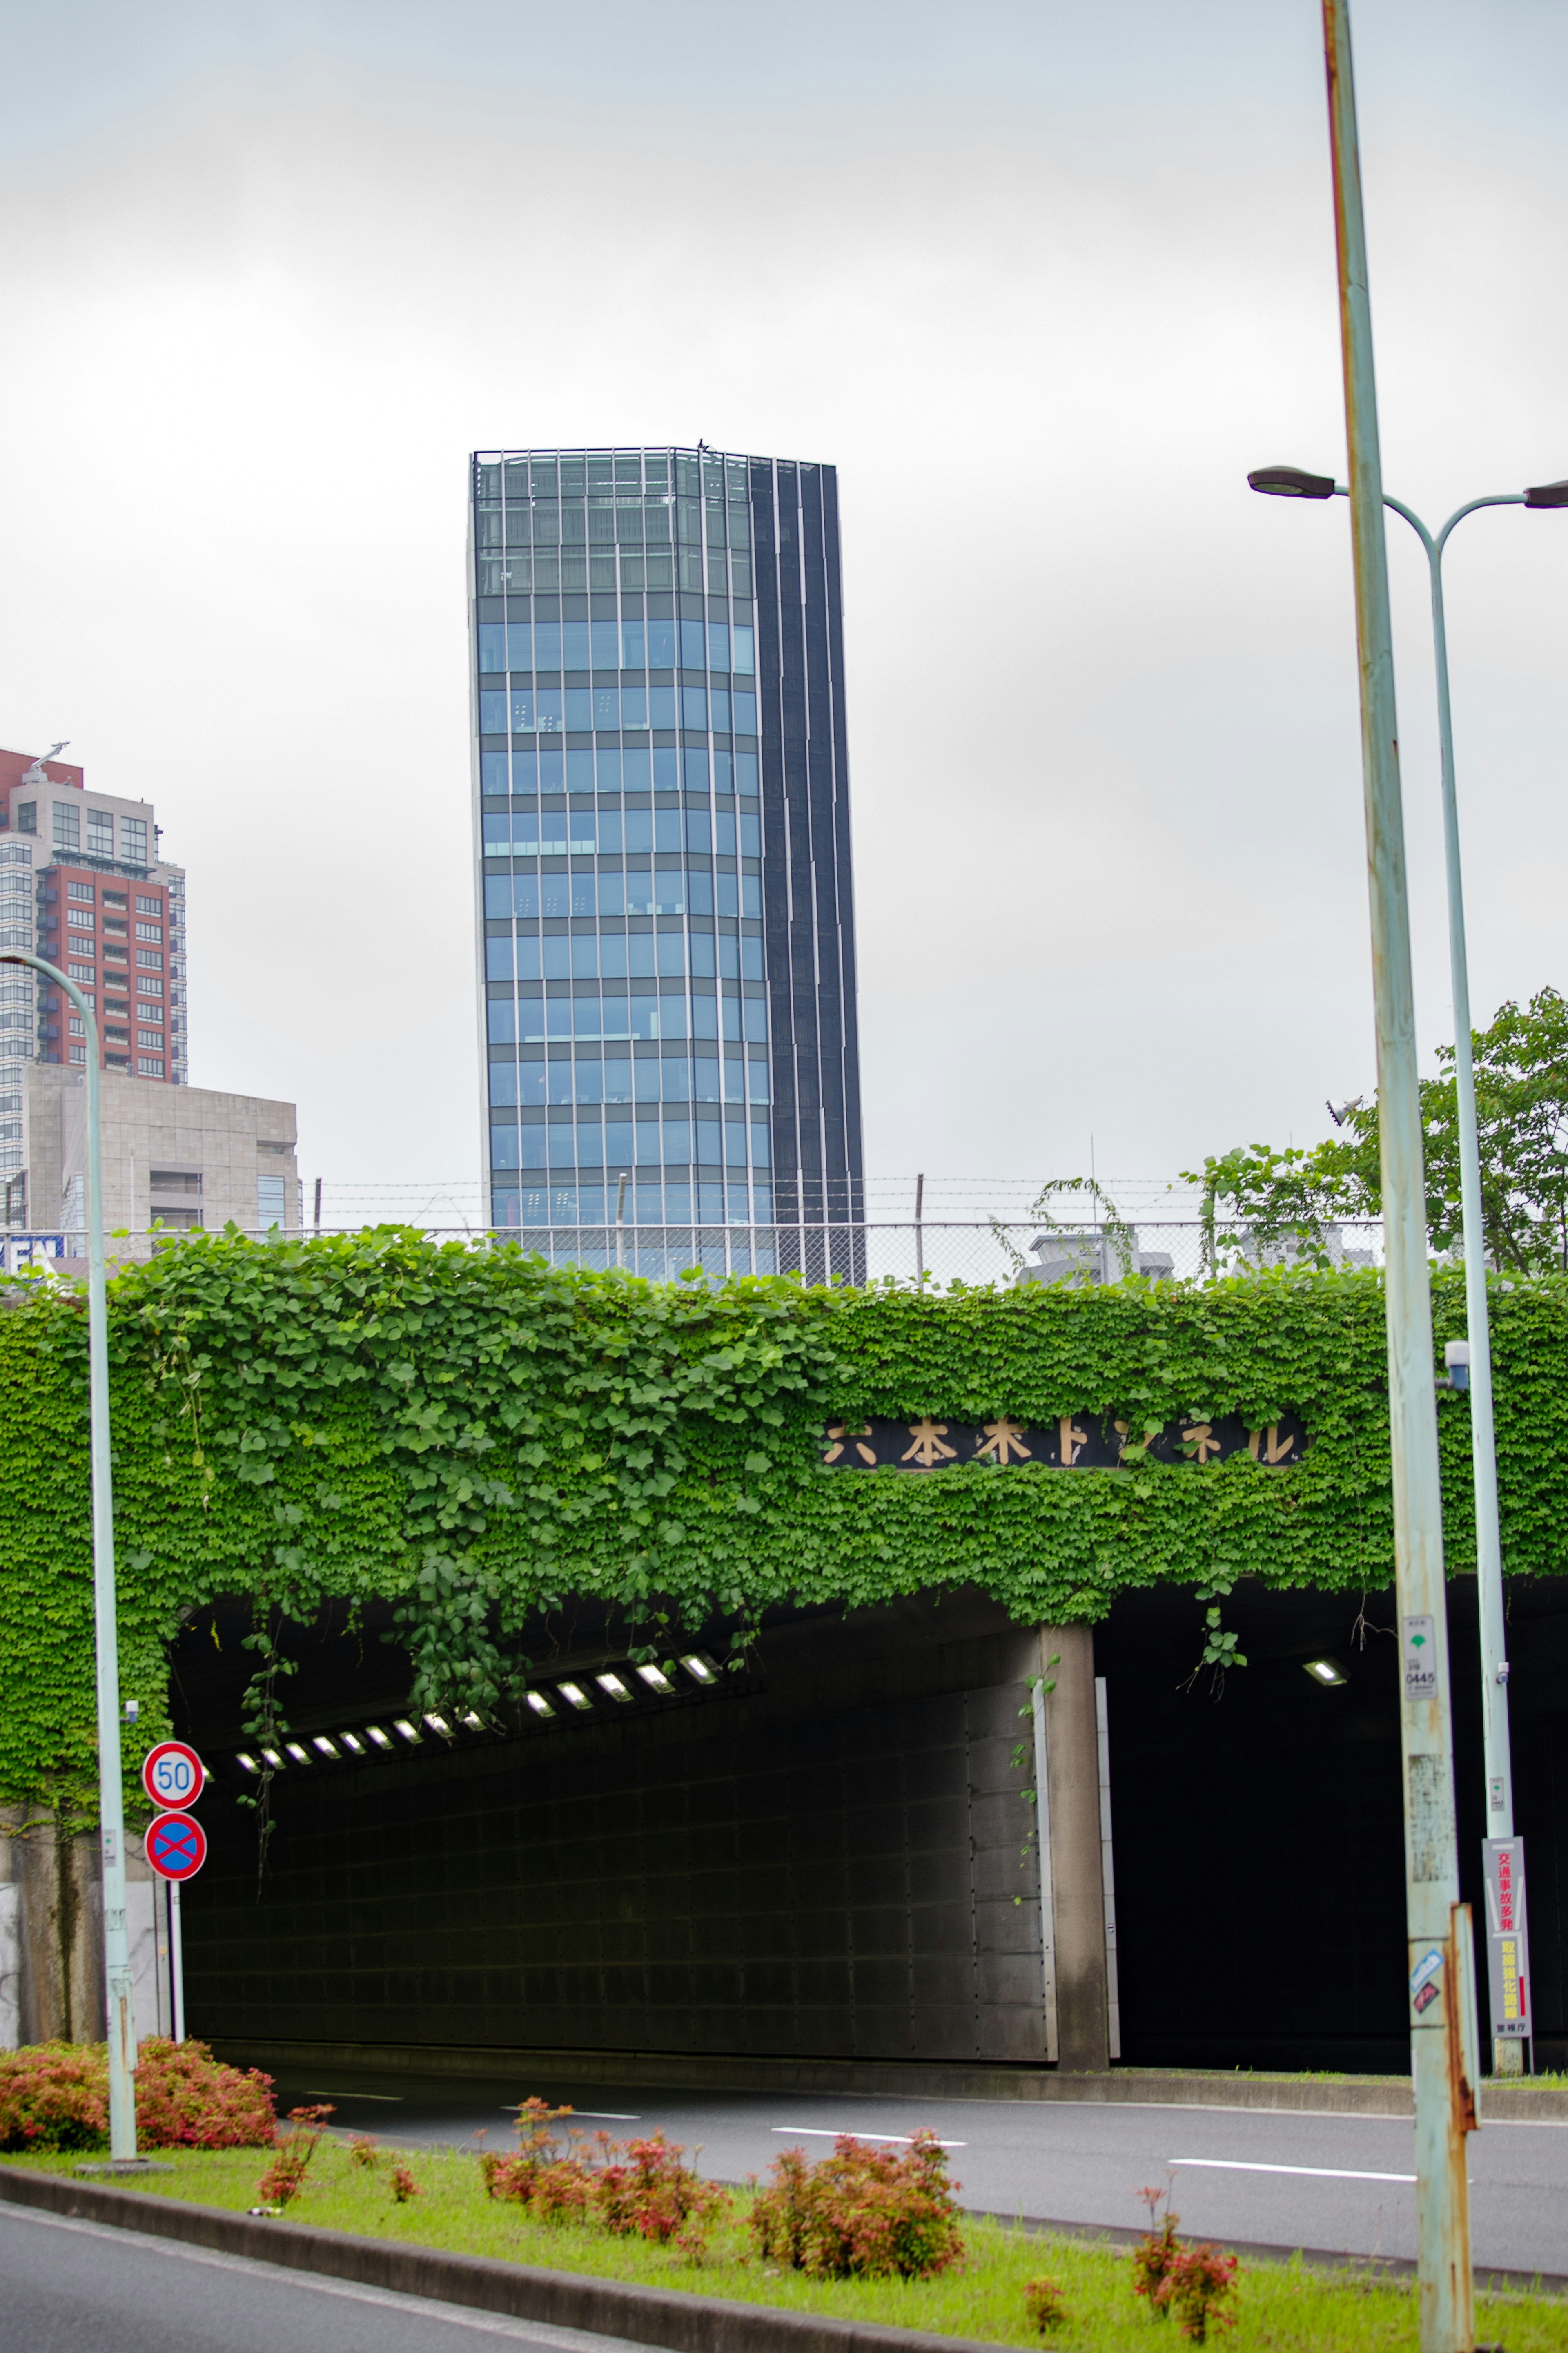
{"left": 170, "top": 1879, "right": 186, "bottom": 2043}
{"left": 141, "top": 1742, "right": 205, "bottom": 2045}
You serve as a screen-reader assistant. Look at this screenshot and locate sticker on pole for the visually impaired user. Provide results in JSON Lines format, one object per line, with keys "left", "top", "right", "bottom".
{"left": 144, "top": 1811, "right": 207, "bottom": 1883}
{"left": 1401, "top": 1616, "right": 1438, "bottom": 1701}
{"left": 141, "top": 1741, "right": 205, "bottom": 1812}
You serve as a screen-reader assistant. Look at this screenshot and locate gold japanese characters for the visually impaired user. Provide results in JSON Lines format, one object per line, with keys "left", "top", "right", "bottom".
{"left": 821, "top": 1413, "right": 1306, "bottom": 1471}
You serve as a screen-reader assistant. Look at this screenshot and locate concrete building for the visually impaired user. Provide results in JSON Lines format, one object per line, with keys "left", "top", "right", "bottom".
{"left": 9, "top": 1062, "right": 299, "bottom": 1256}
{"left": 0, "top": 748, "right": 190, "bottom": 1212}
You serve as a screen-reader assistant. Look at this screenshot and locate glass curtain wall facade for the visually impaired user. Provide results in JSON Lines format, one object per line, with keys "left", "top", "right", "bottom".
{"left": 470, "top": 446, "right": 862, "bottom": 1273}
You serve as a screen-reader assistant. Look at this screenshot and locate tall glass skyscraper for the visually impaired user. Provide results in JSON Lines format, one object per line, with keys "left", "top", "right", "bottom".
{"left": 471, "top": 446, "right": 863, "bottom": 1271}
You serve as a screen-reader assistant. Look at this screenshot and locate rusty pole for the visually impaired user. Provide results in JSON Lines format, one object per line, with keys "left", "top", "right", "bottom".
{"left": 1319, "top": 4, "right": 1476, "bottom": 2345}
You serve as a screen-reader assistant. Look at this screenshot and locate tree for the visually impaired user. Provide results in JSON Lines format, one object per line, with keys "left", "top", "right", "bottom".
{"left": 1182, "top": 987, "right": 1568, "bottom": 1274}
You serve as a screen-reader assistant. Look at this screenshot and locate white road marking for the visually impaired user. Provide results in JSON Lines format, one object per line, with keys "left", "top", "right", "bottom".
{"left": 771, "top": 2128, "right": 967, "bottom": 2148}
{"left": 304, "top": 2090, "right": 404, "bottom": 2101}
{"left": 1170, "top": 2157, "right": 1416, "bottom": 2183}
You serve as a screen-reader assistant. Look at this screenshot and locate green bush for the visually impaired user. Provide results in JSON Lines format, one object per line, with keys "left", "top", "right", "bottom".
{"left": 0, "top": 2038, "right": 275, "bottom": 2152}
{"left": 748, "top": 2130, "right": 966, "bottom": 2280}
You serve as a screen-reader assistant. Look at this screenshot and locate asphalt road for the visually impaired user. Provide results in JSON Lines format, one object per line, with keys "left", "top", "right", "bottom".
{"left": 0, "top": 2199, "right": 660, "bottom": 2353}
{"left": 270, "top": 2064, "right": 1568, "bottom": 2280}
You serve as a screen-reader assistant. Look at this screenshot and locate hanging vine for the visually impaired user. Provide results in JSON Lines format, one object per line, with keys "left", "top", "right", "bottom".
{"left": 0, "top": 1227, "right": 1562, "bottom": 1822}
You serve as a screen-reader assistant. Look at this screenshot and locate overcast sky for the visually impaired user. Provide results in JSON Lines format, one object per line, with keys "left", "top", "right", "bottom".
{"left": 2, "top": 1, "right": 1566, "bottom": 1225}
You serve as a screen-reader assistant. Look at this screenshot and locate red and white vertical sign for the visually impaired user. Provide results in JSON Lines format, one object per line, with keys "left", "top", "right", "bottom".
{"left": 1483, "top": 1836, "right": 1531, "bottom": 2045}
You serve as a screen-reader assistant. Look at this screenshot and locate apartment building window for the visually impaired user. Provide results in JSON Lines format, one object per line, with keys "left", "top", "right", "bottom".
{"left": 86, "top": 810, "right": 114, "bottom": 857}
{"left": 137, "top": 1030, "right": 163, "bottom": 1049}
{"left": 121, "top": 819, "right": 147, "bottom": 862}
{"left": 53, "top": 804, "right": 79, "bottom": 851}
{"left": 136, "top": 950, "right": 162, "bottom": 969}
{"left": 137, "top": 1056, "right": 165, "bottom": 1077}
{"left": 149, "top": 1171, "right": 202, "bottom": 1194}
{"left": 135, "top": 894, "right": 161, "bottom": 915}
{"left": 67, "top": 881, "right": 94, "bottom": 903}
{"left": 16, "top": 805, "right": 35, "bottom": 835}
{"left": 257, "top": 1173, "right": 287, "bottom": 1227}
{"left": 135, "top": 922, "right": 162, "bottom": 943}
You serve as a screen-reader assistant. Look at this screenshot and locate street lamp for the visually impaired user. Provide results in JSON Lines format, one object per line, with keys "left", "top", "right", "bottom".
{"left": 2, "top": 952, "right": 137, "bottom": 2158}
{"left": 1250, "top": 460, "right": 1566, "bottom": 2076}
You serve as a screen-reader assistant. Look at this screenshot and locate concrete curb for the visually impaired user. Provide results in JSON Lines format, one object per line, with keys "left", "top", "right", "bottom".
{"left": 0, "top": 2165, "right": 993, "bottom": 2353}
{"left": 210, "top": 2039, "right": 1568, "bottom": 2125}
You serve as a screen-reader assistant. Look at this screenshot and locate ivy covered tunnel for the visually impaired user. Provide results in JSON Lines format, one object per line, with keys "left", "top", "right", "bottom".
{"left": 5, "top": 1236, "right": 1568, "bottom": 2074}
{"left": 165, "top": 1577, "right": 1568, "bottom": 2083}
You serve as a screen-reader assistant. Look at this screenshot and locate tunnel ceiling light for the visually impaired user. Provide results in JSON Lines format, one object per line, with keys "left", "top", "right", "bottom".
{"left": 679, "top": 1653, "right": 719, "bottom": 1685}
{"left": 461, "top": 1710, "right": 485, "bottom": 1730}
{"left": 312, "top": 1735, "right": 340, "bottom": 1757}
{"left": 339, "top": 1731, "right": 365, "bottom": 1755}
{"left": 557, "top": 1681, "right": 592, "bottom": 1710}
{"left": 284, "top": 1742, "right": 311, "bottom": 1764}
{"left": 596, "top": 1672, "right": 633, "bottom": 1702}
{"left": 364, "top": 1724, "right": 394, "bottom": 1749}
{"left": 635, "top": 1662, "right": 676, "bottom": 1695}
{"left": 236, "top": 1751, "right": 260, "bottom": 1773}
{"left": 424, "top": 1712, "right": 452, "bottom": 1735}
{"left": 526, "top": 1690, "right": 556, "bottom": 1718}
{"left": 1304, "top": 1657, "right": 1348, "bottom": 1687}
{"left": 393, "top": 1718, "right": 423, "bottom": 1743}
{"left": 261, "top": 1746, "right": 285, "bottom": 1768}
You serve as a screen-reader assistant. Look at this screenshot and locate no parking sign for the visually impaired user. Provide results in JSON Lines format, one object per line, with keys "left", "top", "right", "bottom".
{"left": 144, "top": 1811, "right": 207, "bottom": 1883}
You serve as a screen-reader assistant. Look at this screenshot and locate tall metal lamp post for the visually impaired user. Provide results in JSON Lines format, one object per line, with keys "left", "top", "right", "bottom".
{"left": 1300, "top": 4, "right": 1479, "bottom": 2342}
{"left": 2, "top": 951, "right": 137, "bottom": 2159}
{"left": 1248, "top": 460, "right": 1568, "bottom": 2080}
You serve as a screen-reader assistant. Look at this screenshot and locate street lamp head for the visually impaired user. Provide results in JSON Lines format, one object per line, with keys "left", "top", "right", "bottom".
{"left": 1524, "top": 479, "right": 1568, "bottom": 510}
{"left": 1247, "top": 464, "right": 1337, "bottom": 500}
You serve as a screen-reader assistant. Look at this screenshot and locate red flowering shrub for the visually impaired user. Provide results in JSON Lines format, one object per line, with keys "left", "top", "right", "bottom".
{"left": 1023, "top": 2275, "right": 1068, "bottom": 2333}
{"left": 0, "top": 2039, "right": 274, "bottom": 2153}
{"left": 133, "top": 2040, "right": 276, "bottom": 2149}
{"left": 594, "top": 2131, "right": 728, "bottom": 2255}
{"left": 482, "top": 2099, "right": 595, "bottom": 2219}
{"left": 255, "top": 2104, "right": 334, "bottom": 2207}
{"left": 1130, "top": 2194, "right": 1240, "bottom": 2342}
{"left": 0, "top": 2043, "right": 107, "bottom": 2152}
{"left": 1161, "top": 2244, "right": 1240, "bottom": 2342}
{"left": 749, "top": 2131, "right": 964, "bottom": 2279}
{"left": 1131, "top": 2205, "right": 1184, "bottom": 2315}
{"left": 390, "top": 2163, "right": 420, "bottom": 2203}
{"left": 481, "top": 2101, "right": 725, "bottom": 2256}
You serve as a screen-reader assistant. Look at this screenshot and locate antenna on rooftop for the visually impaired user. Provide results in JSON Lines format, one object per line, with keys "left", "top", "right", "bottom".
{"left": 19, "top": 741, "right": 69, "bottom": 787}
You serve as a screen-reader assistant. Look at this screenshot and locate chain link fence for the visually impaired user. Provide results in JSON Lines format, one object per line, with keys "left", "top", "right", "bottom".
{"left": 0, "top": 1193, "right": 1386, "bottom": 1290}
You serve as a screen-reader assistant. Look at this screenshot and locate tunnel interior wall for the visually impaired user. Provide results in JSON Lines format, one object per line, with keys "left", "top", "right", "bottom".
{"left": 180, "top": 1597, "right": 1051, "bottom": 2066}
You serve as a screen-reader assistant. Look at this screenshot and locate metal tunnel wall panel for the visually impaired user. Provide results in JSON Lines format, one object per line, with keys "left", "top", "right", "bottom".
{"left": 185, "top": 1653, "right": 1047, "bottom": 2066}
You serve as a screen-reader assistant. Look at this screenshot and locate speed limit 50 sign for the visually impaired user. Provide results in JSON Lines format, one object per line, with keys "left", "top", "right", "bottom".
{"left": 141, "top": 1740, "right": 205, "bottom": 1813}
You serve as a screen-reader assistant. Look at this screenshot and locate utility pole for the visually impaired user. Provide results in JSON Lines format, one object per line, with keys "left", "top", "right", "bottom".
{"left": 1319, "top": 5, "right": 1477, "bottom": 2346}
{"left": 1, "top": 950, "right": 136, "bottom": 2159}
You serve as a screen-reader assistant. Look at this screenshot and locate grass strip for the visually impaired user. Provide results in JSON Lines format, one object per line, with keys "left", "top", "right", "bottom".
{"left": 4, "top": 2144, "right": 1566, "bottom": 2351}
